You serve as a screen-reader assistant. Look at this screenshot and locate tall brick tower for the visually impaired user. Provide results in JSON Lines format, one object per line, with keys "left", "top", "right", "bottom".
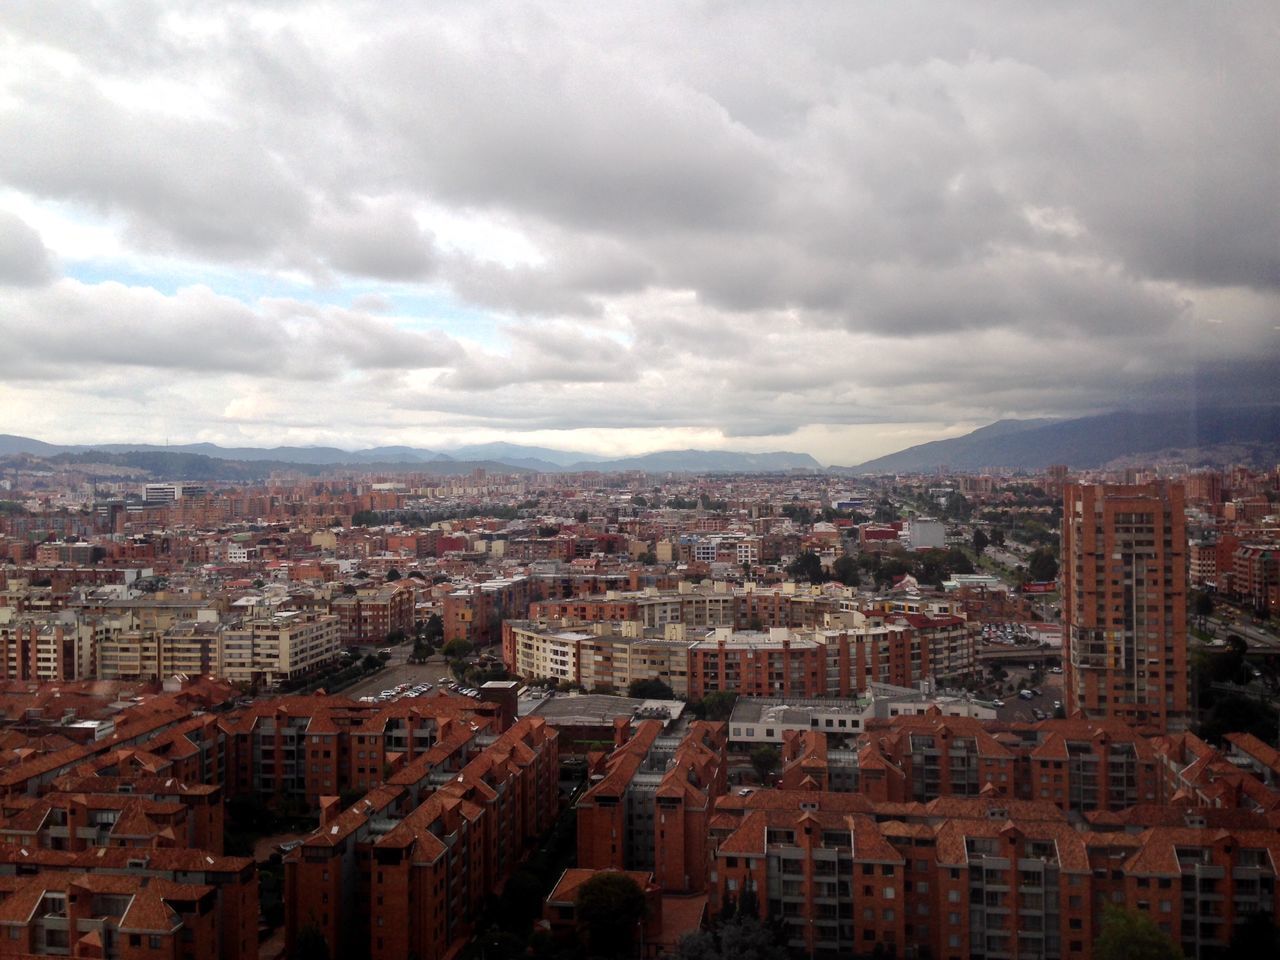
{"left": 1061, "top": 483, "right": 1188, "bottom": 732}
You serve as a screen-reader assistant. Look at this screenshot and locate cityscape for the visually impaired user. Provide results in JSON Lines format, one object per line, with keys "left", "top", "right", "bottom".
{"left": 2, "top": 5, "right": 1279, "bottom": 960}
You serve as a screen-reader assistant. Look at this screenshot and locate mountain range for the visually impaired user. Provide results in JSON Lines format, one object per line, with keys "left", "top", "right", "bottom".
{"left": 4, "top": 404, "right": 1274, "bottom": 481}
{"left": 848, "top": 406, "right": 1280, "bottom": 473}
{"left": 0, "top": 435, "right": 820, "bottom": 476}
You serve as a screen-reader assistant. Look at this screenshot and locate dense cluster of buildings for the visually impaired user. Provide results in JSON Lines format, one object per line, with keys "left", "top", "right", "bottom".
{"left": 1, "top": 457, "right": 1279, "bottom": 957}
{"left": 505, "top": 608, "right": 977, "bottom": 698}
{"left": 573, "top": 710, "right": 1280, "bottom": 960}
{"left": 0, "top": 673, "right": 557, "bottom": 960}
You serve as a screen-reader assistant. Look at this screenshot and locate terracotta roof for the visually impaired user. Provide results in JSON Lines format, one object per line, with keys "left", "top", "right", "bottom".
{"left": 119, "top": 890, "right": 180, "bottom": 933}
{"left": 546, "top": 867, "right": 654, "bottom": 906}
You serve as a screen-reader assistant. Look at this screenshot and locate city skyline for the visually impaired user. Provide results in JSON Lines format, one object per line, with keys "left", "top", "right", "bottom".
{"left": 3, "top": 4, "right": 1279, "bottom": 463}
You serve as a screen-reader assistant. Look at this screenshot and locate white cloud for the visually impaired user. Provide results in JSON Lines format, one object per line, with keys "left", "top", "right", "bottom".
{"left": 0, "top": 2, "right": 1277, "bottom": 463}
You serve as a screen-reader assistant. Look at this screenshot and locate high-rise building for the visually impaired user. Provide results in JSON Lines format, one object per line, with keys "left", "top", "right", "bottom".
{"left": 1061, "top": 483, "right": 1188, "bottom": 732}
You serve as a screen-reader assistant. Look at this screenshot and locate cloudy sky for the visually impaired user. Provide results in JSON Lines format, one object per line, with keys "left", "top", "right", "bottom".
{"left": 1, "top": 2, "right": 1278, "bottom": 465}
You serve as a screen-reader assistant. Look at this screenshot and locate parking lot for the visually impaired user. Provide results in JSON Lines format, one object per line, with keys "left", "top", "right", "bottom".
{"left": 344, "top": 659, "right": 453, "bottom": 700}
{"left": 992, "top": 665, "right": 1065, "bottom": 722}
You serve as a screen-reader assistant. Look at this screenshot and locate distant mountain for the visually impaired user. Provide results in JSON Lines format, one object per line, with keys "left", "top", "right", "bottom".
{"left": 347, "top": 446, "right": 453, "bottom": 463}
{"left": 850, "top": 407, "right": 1280, "bottom": 473}
{"left": 13, "top": 449, "right": 529, "bottom": 482}
{"left": 0, "top": 434, "right": 63, "bottom": 456}
{"left": 568, "top": 449, "right": 824, "bottom": 473}
{"left": 444, "top": 442, "right": 604, "bottom": 467}
{"left": 0, "top": 435, "right": 824, "bottom": 474}
{"left": 0, "top": 437, "right": 451, "bottom": 466}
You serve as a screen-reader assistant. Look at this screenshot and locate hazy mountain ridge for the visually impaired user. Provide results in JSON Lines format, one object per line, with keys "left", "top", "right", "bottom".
{"left": 850, "top": 407, "right": 1280, "bottom": 473}
{"left": 1, "top": 449, "right": 529, "bottom": 482}
{"left": 568, "top": 449, "right": 823, "bottom": 473}
{"left": 0, "top": 435, "right": 822, "bottom": 475}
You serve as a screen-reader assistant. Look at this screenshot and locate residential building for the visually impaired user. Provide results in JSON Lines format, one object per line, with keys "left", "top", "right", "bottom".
{"left": 1061, "top": 483, "right": 1189, "bottom": 733}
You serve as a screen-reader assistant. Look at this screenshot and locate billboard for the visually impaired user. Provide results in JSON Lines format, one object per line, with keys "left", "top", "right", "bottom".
{"left": 1021, "top": 581, "right": 1057, "bottom": 594}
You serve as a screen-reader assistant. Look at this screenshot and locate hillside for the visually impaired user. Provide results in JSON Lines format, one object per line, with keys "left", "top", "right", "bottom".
{"left": 851, "top": 407, "right": 1280, "bottom": 473}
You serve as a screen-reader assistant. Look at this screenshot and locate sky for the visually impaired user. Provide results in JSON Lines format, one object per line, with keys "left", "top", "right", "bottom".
{"left": 1, "top": 2, "right": 1278, "bottom": 466}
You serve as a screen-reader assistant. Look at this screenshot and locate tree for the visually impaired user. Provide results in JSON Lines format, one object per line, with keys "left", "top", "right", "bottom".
{"left": 750, "top": 744, "right": 780, "bottom": 784}
{"left": 1027, "top": 548, "right": 1059, "bottom": 583}
{"left": 786, "top": 551, "right": 825, "bottom": 583}
{"left": 442, "top": 639, "right": 474, "bottom": 659}
{"left": 972, "top": 527, "right": 990, "bottom": 555}
{"left": 831, "top": 555, "right": 859, "bottom": 587}
{"left": 990, "top": 527, "right": 1006, "bottom": 547}
{"left": 627, "top": 678, "right": 676, "bottom": 700}
{"left": 942, "top": 491, "right": 971, "bottom": 521}
{"left": 351, "top": 510, "right": 378, "bottom": 526}
{"left": 423, "top": 613, "right": 444, "bottom": 645}
{"left": 700, "top": 691, "right": 738, "bottom": 721}
{"left": 290, "top": 925, "right": 330, "bottom": 960}
{"left": 574, "top": 872, "right": 647, "bottom": 958}
{"left": 497, "top": 867, "right": 545, "bottom": 934}
{"left": 1193, "top": 589, "right": 1215, "bottom": 623}
{"left": 674, "top": 906, "right": 785, "bottom": 960}
{"left": 361, "top": 654, "right": 382, "bottom": 672}
{"left": 385, "top": 567, "right": 401, "bottom": 582}
{"left": 1093, "top": 906, "right": 1181, "bottom": 960}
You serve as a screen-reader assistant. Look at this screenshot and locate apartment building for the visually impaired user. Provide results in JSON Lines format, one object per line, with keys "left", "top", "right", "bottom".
{"left": 0, "top": 846, "right": 257, "bottom": 960}
{"left": 331, "top": 582, "right": 414, "bottom": 646}
{"left": 220, "top": 611, "right": 340, "bottom": 686}
{"left": 1061, "top": 483, "right": 1189, "bottom": 733}
{"left": 441, "top": 576, "right": 533, "bottom": 647}
{"left": 707, "top": 785, "right": 1280, "bottom": 960}
{"left": 1232, "top": 543, "right": 1280, "bottom": 616}
{"left": 283, "top": 715, "right": 559, "bottom": 960}
{"left": 576, "top": 630, "right": 694, "bottom": 697}
{"left": 576, "top": 720, "right": 728, "bottom": 893}
{"left": 507, "top": 618, "right": 970, "bottom": 698}
{"left": 221, "top": 695, "right": 505, "bottom": 810}
{"left": 687, "top": 630, "right": 827, "bottom": 700}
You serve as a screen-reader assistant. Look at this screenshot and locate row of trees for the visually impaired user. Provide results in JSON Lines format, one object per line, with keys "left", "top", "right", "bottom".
{"left": 783, "top": 551, "right": 860, "bottom": 586}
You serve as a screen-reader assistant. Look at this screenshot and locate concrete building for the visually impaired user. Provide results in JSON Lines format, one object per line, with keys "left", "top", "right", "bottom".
{"left": 220, "top": 611, "right": 340, "bottom": 686}
{"left": 726, "top": 687, "right": 996, "bottom": 746}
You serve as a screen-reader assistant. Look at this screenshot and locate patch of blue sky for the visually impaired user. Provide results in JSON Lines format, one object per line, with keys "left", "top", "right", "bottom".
{"left": 63, "top": 258, "right": 506, "bottom": 345}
